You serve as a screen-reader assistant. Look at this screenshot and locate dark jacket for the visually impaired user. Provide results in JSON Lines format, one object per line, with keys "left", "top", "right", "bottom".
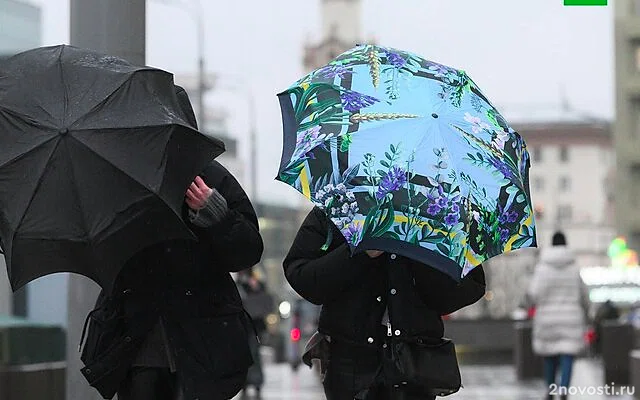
{"left": 283, "top": 207, "right": 486, "bottom": 348}
{"left": 80, "top": 160, "right": 264, "bottom": 400}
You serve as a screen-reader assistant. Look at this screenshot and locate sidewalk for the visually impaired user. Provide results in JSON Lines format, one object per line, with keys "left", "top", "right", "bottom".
{"left": 451, "top": 358, "right": 635, "bottom": 400}
{"left": 235, "top": 348, "right": 636, "bottom": 399}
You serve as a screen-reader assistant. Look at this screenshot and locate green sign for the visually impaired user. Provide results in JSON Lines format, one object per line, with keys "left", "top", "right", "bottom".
{"left": 564, "top": 0, "right": 607, "bottom": 5}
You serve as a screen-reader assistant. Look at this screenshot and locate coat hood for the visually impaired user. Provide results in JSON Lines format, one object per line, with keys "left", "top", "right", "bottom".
{"left": 540, "top": 245, "right": 575, "bottom": 268}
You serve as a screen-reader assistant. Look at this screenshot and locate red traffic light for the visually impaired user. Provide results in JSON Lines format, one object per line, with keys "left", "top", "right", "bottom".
{"left": 290, "top": 328, "right": 301, "bottom": 342}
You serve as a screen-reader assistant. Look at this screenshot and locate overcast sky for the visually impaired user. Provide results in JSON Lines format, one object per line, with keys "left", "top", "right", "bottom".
{"left": 33, "top": 0, "right": 614, "bottom": 205}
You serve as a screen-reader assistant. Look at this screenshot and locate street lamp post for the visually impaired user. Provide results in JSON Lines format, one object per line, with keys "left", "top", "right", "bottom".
{"left": 248, "top": 93, "right": 258, "bottom": 203}
{"left": 151, "top": 0, "right": 206, "bottom": 129}
{"left": 213, "top": 77, "right": 258, "bottom": 202}
{"left": 194, "top": 0, "right": 206, "bottom": 130}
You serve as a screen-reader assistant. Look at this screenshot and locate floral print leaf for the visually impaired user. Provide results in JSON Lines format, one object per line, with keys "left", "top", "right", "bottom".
{"left": 279, "top": 161, "right": 305, "bottom": 185}
{"left": 339, "top": 134, "right": 353, "bottom": 152}
{"left": 372, "top": 202, "right": 396, "bottom": 237}
{"left": 341, "top": 164, "right": 360, "bottom": 183}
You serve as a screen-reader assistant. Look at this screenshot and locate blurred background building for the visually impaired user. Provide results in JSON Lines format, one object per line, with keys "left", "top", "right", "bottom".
{"left": 0, "top": 0, "right": 41, "bottom": 58}
{"left": 0, "top": 0, "right": 64, "bottom": 326}
{"left": 614, "top": 0, "right": 640, "bottom": 254}
{"left": 2, "top": 1, "right": 640, "bottom": 398}
{"left": 521, "top": 119, "right": 615, "bottom": 266}
{"left": 303, "top": 0, "right": 364, "bottom": 70}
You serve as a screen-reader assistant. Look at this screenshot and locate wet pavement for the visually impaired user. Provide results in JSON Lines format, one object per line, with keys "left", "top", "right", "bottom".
{"left": 233, "top": 349, "right": 636, "bottom": 399}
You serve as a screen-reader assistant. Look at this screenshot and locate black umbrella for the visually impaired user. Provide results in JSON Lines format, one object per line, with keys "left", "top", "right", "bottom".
{"left": 0, "top": 45, "right": 224, "bottom": 291}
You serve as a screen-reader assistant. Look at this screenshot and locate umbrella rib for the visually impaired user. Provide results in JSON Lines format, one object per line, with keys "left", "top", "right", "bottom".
{"left": 0, "top": 135, "right": 58, "bottom": 170}
{"left": 63, "top": 139, "right": 93, "bottom": 245}
{"left": 65, "top": 75, "right": 132, "bottom": 129}
{"left": 9, "top": 138, "right": 62, "bottom": 253}
{"left": 66, "top": 69, "right": 171, "bottom": 130}
{"left": 66, "top": 133, "right": 185, "bottom": 227}
{"left": 58, "top": 47, "right": 69, "bottom": 127}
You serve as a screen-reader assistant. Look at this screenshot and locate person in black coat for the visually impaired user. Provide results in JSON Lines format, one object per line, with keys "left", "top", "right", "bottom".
{"left": 283, "top": 207, "right": 486, "bottom": 400}
{"left": 79, "top": 86, "right": 264, "bottom": 400}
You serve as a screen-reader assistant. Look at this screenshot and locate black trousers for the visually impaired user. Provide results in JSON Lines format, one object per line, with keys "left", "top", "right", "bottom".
{"left": 322, "top": 337, "right": 435, "bottom": 400}
{"left": 117, "top": 367, "right": 183, "bottom": 400}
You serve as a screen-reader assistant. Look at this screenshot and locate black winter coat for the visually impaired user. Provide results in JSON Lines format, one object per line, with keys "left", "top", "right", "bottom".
{"left": 284, "top": 207, "right": 486, "bottom": 348}
{"left": 80, "top": 160, "right": 263, "bottom": 400}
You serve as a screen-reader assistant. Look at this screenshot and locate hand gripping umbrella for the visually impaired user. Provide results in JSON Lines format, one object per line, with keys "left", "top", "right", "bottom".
{"left": 0, "top": 45, "right": 224, "bottom": 290}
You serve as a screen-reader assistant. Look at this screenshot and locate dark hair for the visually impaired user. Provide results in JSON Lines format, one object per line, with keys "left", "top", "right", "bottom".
{"left": 552, "top": 231, "right": 567, "bottom": 246}
{"left": 174, "top": 85, "right": 198, "bottom": 129}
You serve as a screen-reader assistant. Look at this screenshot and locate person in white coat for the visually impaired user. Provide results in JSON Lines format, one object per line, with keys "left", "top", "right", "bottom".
{"left": 528, "top": 231, "right": 589, "bottom": 400}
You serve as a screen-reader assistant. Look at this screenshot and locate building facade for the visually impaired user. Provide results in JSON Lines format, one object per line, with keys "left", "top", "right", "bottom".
{"left": 0, "top": 0, "right": 41, "bottom": 57}
{"left": 303, "top": 0, "right": 366, "bottom": 71}
{"left": 614, "top": 0, "right": 640, "bottom": 253}
{"left": 520, "top": 121, "right": 615, "bottom": 267}
{"left": 0, "top": 0, "right": 42, "bottom": 319}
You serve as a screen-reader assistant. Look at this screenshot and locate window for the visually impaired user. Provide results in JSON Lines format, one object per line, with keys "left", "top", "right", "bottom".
{"left": 559, "top": 146, "right": 569, "bottom": 163}
{"left": 559, "top": 176, "right": 571, "bottom": 192}
{"left": 533, "top": 177, "right": 544, "bottom": 191}
{"left": 557, "top": 205, "right": 572, "bottom": 222}
{"left": 531, "top": 146, "right": 542, "bottom": 163}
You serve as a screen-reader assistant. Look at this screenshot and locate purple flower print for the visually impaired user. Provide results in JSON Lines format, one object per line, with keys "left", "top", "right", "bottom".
{"left": 343, "top": 223, "right": 362, "bottom": 246}
{"left": 375, "top": 166, "right": 408, "bottom": 200}
{"left": 316, "top": 64, "right": 351, "bottom": 79}
{"left": 444, "top": 213, "right": 459, "bottom": 225}
{"left": 427, "top": 203, "right": 442, "bottom": 216}
{"left": 490, "top": 157, "right": 515, "bottom": 181}
{"left": 385, "top": 51, "right": 407, "bottom": 68}
{"left": 293, "top": 125, "right": 324, "bottom": 161}
{"left": 499, "top": 228, "right": 511, "bottom": 242}
{"left": 436, "top": 197, "right": 448, "bottom": 208}
{"left": 498, "top": 208, "right": 519, "bottom": 225}
{"left": 427, "top": 62, "right": 455, "bottom": 78}
{"left": 340, "top": 90, "right": 380, "bottom": 113}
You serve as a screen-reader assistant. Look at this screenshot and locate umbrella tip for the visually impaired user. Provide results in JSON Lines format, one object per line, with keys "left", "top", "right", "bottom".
{"left": 59, "top": 128, "right": 69, "bottom": 136}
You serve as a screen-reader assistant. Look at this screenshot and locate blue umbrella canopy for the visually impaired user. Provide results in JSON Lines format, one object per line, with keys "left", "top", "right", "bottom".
{"left": 276, "top": 44, "right": 537, "bottom": 281}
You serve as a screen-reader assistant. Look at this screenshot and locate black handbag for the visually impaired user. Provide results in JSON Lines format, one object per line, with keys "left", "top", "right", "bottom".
{"left": 383, "top": 337, "right": 462, "bottom": 397}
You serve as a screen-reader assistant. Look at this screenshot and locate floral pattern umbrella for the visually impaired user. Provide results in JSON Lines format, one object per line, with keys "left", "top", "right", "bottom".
{"left": 276, "top": 45, "right": 537, "bottom": 281}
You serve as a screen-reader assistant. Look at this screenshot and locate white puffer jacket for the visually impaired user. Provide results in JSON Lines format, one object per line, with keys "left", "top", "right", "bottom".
{"left": 528, "top": 246, "right": 589, "bottom": 356}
